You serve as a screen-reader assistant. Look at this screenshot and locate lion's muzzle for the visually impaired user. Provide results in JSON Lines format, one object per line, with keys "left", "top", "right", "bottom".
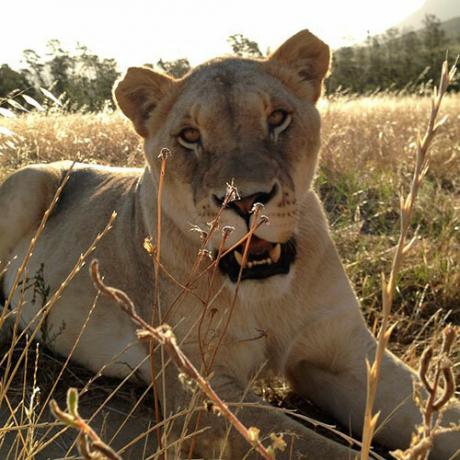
{"left": 211, "top": 182, "right": 297, "bottom": 281}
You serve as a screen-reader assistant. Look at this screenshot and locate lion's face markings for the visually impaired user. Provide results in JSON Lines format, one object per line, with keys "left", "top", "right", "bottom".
{"left": 161, "top": 69, "right": 308, "bottom": 281}
{"left": 115, "top": 32, "right": 329, "bottom": 285}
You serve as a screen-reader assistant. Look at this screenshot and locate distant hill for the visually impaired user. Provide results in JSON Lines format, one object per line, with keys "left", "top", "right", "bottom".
{"left": 408, "top": 16, "right": 460, "bottom": 51}
{"left": 401, "top": 16, "right": 460, "bottom": 53}
{"left": 399, "top": 0, "right": 460, "bottom": 29}
{"left": 441, "top": 16, "right": 460, "bottom": 42}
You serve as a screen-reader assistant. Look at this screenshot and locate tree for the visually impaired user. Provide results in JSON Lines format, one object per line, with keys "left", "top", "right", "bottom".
{"left": 400, "top": 31, "right": 424, "bottom": 88}
{"left": 0, "top": 64, "right": 31, "bottom": 99}
{"left": 70, "top": 45, "right": 120, "bottom": 111}
{"left": 17, "top": 40, "right": 120, "bottom": 111}
{"left": 22, "top": 49, "right": 46, "bottom": 87}
{"left": 327, "top": 46, "right": 361, "bottom": 93}
{"left": 155, "top": 33, "right": 265, "bottom": 79}
{"left": 227, "top": 34, "right": 263, "bottom": 58}
{"left": 422, "top": 14, "right": 448, "bottom": 84}
{"left": 46, "top": 39, "right": 73, "bottom": 96}
{"left": 156, "top": 58, "right": 191, "bottom": 78}
{"left": 367, "top": 36, "right": 385, "bottom": 90}
{"left": 326, "top": 14, "right": 455, "bottom": 95}
{"left": 382, "top": 28, "right": 402, "bottom": 88}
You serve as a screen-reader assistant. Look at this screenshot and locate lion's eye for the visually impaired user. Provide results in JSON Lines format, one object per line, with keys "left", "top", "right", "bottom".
{"left": 178, "top": 127, "right": 201, "bottom": 149}
{"left": 267, "top": 109, "right": 291, "bottom": 137}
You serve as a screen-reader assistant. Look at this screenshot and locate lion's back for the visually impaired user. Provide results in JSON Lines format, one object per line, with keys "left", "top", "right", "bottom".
{"left": 1, "top": 161, "right": 145, "bottom": 303}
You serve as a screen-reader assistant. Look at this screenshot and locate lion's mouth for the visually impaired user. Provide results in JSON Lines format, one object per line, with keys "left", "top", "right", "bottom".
{"left": 218, "top": 236, "right": 296, "bottom": 282}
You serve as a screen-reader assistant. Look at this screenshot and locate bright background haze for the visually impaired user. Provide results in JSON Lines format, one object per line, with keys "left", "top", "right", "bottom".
{"left": 2, "top": 0, "right": 424, "bottom": 70}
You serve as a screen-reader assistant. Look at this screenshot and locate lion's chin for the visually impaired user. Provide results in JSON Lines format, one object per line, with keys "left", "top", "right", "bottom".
{"left": 218, "top": 237, "right": 297, "bottom": 283}
{"left": 226, "top": 268, "right": 296, "bottom": 302}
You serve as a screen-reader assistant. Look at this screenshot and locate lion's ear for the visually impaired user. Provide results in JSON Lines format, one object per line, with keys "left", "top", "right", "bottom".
{"left": 114, "top": 67, "right": 174, "bottom": 137}
{"left": 267, "top": 30, "right": 330, "bottom": 102}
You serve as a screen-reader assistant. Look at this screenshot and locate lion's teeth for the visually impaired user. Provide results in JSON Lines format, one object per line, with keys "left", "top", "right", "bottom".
{"left": 234, "top": 251, "right": 244, "bottom": 266}
{"left": 235, "top": 249, "right": 279, "bottom": 269}
{"left": 269, "top": 244, "right": 281, "bottom": 263}
{"left": 250, "top": 258, "right": 273, "bottom": 267}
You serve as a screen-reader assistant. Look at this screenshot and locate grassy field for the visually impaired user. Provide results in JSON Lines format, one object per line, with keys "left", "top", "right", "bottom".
{"left": 0, "top": 93, "right": 459, "bottom": 458}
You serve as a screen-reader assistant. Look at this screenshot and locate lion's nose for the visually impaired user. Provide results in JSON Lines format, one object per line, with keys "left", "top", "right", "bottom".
{"left": 213, "top": 184, "right": 278, "bottom": 219}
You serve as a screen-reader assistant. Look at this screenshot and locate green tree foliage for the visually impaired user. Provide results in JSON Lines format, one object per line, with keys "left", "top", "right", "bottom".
{"left": 0, "top": 64, "right": 31, "bottom": 99}
{"left": 154, "top": 33, "right": 264, "bottom": 81}
{"left": 422, "top": 15, "right": 449, "bottom": 77}
{"left": 227, "top": 34, "right": 263, "bottom": 57}
{"left": 8, "top": 40, "right": 120, "bottom": 111}
{"left": 326, "top": 14, "right": 456, "bottom": 94}
{"left": 22, "top": 49, "right": 46, "bottom": 88}
{"left": 156, "top": 58, "right": 191, "bottom": 78}
{"left": 68, "top": 45, "right": 120, "bottom": 111}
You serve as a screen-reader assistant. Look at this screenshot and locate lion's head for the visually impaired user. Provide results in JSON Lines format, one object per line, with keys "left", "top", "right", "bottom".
{"left": 114, "top": 30, "right": 330, "bottom": 291}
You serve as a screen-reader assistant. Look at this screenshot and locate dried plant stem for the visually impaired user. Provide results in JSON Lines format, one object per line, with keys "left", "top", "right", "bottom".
{"left": 189, "top": 225, "right": 233, "bottom": 459}
{"left": 161, "top": 181, "right": 239, "bottom": 325}
{"left": 35, "top": 293, "right": 100, "bottom": 423}
{"left": 191, "top": 206, "right": 265, "bottom": 459}
{"left": 360, "top": 60, "right": 457, "bottom": 460}
{"left": 147, "top": 179, "right": 240, "bottom": 459}
{"left": 0, "top": 163, "right": 74, "bottom": 389}
{"left": 161, "top": 204, "right": 268, "bottom": 328}
{"left": 60, "top": 297, "right": 227, "bottom": 457}
{"left": 206, "top": 203, "right": 268, "bottom": 372}
{"left": 149, "top": 148, "right": 170, "bottom": 458}
{"left": 392, "top": 326, "right": 458, "bottom": 460}
{"left": 90, "top": 260, "right": 273, "bottom": 460}
{"left": 197, "top": 227, "right": 231, "bottom": 373}
{"left": 57, "top": 350, "right": 151, "bottom": 458}
{"left": 51, "top": 388, "right": 121, "bottom": 460}
{"left": 0, "top": 162, "right": 74, "bottom": 319}
{"left": 420, "top": 328, "right": 456, "bottom": 434}
{"left": 0, "top": 212, "right": 116, "bottom": 407}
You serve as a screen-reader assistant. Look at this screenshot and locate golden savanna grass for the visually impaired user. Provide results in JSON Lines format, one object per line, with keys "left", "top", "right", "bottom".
{"left": 0, "top": 93, "right": 459, "bottom": 458}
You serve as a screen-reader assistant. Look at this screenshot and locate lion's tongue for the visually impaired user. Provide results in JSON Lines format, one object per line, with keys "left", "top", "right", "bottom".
{"left": 233, "top": 239, "right": 282, "bottom": 268}
{"left": 246, "top": 236, "right": 274, "bottom": 257}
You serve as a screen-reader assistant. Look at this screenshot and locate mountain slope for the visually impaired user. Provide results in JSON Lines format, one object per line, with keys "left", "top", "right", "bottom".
{"left": 399, "top": 0, "right": 460, "bottom": 29}
{"left": 441, "top": 16, "right": 460, "bottom": 41}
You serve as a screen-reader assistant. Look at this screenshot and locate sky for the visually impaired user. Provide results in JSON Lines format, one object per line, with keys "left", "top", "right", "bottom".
{"left": 1, "top": 0, "right": 425, "bottom": 71}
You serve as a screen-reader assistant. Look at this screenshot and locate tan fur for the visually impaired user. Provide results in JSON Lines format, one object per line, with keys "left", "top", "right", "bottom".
{"left": 1, "top": 30, "right": 459, "bottom": 459}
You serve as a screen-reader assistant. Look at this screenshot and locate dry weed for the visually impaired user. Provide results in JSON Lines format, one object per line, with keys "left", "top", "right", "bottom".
{"left": 360, "top": 61, "right": 458, "bottom": 460}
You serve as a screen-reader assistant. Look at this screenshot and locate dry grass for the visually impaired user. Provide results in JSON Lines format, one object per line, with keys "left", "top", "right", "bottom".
{"left": 0, "top": 111, "right": 143, "bottom": 177}
{"left": 0, "top": 92, "right": 459, "bottom": 459}
{"left": 319, "top": 94, "right": 460, "bottom": 365}
{"left": 3, "top": 95, "right": 458, "bottom": 344}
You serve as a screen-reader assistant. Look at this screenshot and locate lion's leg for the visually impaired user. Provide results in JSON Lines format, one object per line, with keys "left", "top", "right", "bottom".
{"left": 0, "top": 164, "right": 63, "bottom": 271}
{"left": 158, "top": 363, "right": 358, "bottom": 459}
{"left": 286, "top": 311, "right": 460, "bottom": 459}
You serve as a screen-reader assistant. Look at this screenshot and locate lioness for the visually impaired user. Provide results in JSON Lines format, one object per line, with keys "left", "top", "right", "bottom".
{"left": 0, "top": 30, "right": 459, "bottom": 459}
